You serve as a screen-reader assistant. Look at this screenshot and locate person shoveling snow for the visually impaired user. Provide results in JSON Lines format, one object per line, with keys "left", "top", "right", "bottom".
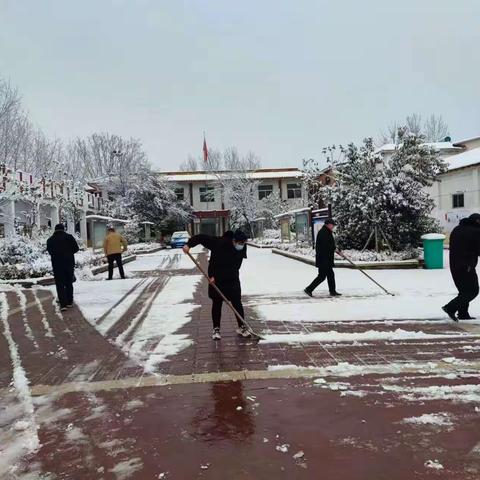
{"left": 183, "top": 229, "right": 258, "bottom": 340}
{"left": 304, "top": 219, "right": 342, "bottom": 298}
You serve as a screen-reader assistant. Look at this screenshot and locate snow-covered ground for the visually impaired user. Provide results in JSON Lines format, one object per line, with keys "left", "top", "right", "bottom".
{"left": 52, "top": 248, "right": 203, "bottom": 373}
{"left": 241, "top": 248, "right": 476, "bottom": 331}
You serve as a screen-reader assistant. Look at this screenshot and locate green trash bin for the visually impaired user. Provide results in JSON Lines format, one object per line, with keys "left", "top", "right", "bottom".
{"left": 421, "top": 233, "right": 446, "bottom": 269}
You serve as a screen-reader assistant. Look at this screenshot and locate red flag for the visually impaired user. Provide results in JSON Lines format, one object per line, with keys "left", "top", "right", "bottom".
{"left": 203, "top": 135, "right": 208, "bottom": 163}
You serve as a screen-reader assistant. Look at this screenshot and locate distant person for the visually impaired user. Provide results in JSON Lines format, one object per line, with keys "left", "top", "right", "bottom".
{"left": 304, "top": 218, "right": 341, "bottom": 298}
{"left": 46, "top": 223, "right": 79, "bottom": 311}
{"left": 443, "top": 213, "right": 480, "bottom": 321}
{"left": 103, "top": 226, "right": 128, "bottom": 280}
{"left": 183, "top": 229, "right": 249, "bottom": 340}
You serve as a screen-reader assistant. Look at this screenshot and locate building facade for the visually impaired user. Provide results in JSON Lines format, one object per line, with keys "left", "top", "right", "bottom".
{"left": 160, "top": 168, "right": 305, "bottom": 236}
{"left": 0, "top": 164, "right": 126, "bottom": 247}
{"left": 430, "top": 145, "right": 480, "bottom": 234}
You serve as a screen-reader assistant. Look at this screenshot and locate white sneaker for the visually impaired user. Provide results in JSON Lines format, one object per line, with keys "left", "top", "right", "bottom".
{"left": 236, "top": 326, "right": 251, "bottom": 338}
{"left": 212, "top": 328, "right": 221, "bottom": 340}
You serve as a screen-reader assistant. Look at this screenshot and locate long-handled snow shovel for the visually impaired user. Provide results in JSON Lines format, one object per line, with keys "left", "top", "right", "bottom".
{"left": 186, "top": 251, "right": 264, "bottom": 340}
{"left": 336, "top": 250, "right": 395, "bottom": 296}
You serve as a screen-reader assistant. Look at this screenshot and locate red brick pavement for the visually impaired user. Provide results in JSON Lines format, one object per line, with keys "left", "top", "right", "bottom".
{"left": 2, "top": 250, "right": 480, "bottom": 479}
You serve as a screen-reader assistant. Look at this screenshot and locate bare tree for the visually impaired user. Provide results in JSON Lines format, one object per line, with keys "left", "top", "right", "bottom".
{"left": 0, "top": 79, "right": 20, "bottom": 123}
{"left": 179, "top": 156, "right": 199, "bottom": 172}
{"left": 423, "top": 114, "right": 450, "bottom": 142}
{"left": 179, "top": 148, "right": 223, "bottom": 172}
{"left": 214, "top": 148, "right": 262, "bottom": 236}
{"left": 379, "top": 113, "right": 450, "bottom": 145}
{"left": 67, "top": 133, "right": 150, "bottom": 194}
{"left": 405, "top": 114, "right": 423, "bottom": 137}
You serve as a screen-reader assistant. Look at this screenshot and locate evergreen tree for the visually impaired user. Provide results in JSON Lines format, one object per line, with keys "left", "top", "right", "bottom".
{"left": 324, "top": 132, "right": 447, "bottom": 251}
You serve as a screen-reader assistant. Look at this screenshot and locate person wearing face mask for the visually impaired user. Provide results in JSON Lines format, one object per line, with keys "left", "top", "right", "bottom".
{"left": 183, "top": 229, "right": 249, "bottom": 340}
{"left": 304, "top": 218, "right": 342, "bottom": 298}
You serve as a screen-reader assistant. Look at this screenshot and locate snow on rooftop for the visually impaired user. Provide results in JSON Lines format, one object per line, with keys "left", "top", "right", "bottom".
{"left": 159, "top": 169, "right": 303, "bottom": 182}
{"left": 377, "top": 142, "right": 462, "bottom": 154}
{"left": 445, "top": 147, "right": 480, "bottom": 172}
{"left": 85, "top": 215, "right": 129, "bottom": 223}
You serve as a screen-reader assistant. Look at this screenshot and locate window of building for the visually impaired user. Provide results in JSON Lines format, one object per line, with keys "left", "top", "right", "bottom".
{"left": 287, "top": 183, "right": 302, "bottom": 199}
{"left": 199, "top": 186, "right": 215, "bottom": 203}
{"left": 452, "top": 193, "right": 464, "bottom": 208}
{"left": 174, "top": 187, "right": 185, "bottom": 201}
{"left": 258, "top": 184, "right": 273, "bottom": 200}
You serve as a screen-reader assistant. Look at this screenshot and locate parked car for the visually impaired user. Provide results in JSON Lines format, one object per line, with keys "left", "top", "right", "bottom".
{"left": 169, "top": 231, "right": 190, "bottom": 248}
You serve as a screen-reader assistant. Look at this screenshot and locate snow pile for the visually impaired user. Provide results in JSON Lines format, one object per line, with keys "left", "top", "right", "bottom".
{"left": 273, "top": 242, "right": 315, "bottom": 258}
{"left": 424, "top": 459, "right": 444, "bottom": 470}
{"left": 127, "top": 242, "right": 164, "bottom": 254}
{"left": 109, "top": 458, "right": 143, "bottom": 479}
{"left": 252, "top": 229, "right": 283, "bottom": 246}
{"left": 383, "top": 383, "right": 480, "bottom": 403}
{"left": 401, "top": 413, "right": 453, "bottom": 426}
{"left": 262, "top": 328, "right": 468, "bottom": 345}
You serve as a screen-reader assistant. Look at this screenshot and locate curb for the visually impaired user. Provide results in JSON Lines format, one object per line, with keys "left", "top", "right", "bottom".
{"left": 247, "top": 242, "right": 279, "bottom": 249}
{"left": 131, "top": 246, "right": 165, "bottom": 255}
{"left": 271, "top": 249, "right": 420, "bottom": 270}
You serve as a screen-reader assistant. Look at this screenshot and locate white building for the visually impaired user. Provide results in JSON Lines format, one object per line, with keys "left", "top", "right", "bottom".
{"left": 430, "top": 142, "right": 480, "bottom": 234}
{"left": 160, "top": 168, "right": 304, "bottom": 236}
{"left": 0, "top": 165, "right": 127, "bottom": 247}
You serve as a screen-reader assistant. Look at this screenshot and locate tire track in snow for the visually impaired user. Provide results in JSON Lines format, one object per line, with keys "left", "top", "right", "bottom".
{"left": 105, "top": 278, "right": 158, "bottom": 340}
{"left": 96, "top": 277, "right": 148, "bottom": 326}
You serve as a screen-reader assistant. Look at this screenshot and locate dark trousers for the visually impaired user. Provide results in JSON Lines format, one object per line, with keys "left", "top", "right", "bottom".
{"left": 107, "top": 253, "right": 125, "bottom": 279}
{"left": 53, "top": 265, "right": 74, "bottom": 308}
{"left": 210, "top": 281, "right": 244, "bottom": 329}
{"left": 445, "top": 267, "right": 479, "bottom": 317}
{"left": 306, "top": 266, "right": 336, "bottom": 294}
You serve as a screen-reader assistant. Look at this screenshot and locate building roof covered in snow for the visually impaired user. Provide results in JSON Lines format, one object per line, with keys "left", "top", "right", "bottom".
{"left": 158, "top": 167, "right": 303, "bottom": 183}
{"left": 445, "top": 147, "right": 480, "bottom": 172}
{"left": 376, "top": 141, "right": 463, "bottom": 155}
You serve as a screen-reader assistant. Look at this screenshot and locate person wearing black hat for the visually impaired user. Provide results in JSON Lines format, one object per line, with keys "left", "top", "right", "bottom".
{"left": 183, "top": 229, "right": 249, "bottom": 340}
{"left": 46, "top": 223, "right": 80, "bottom": 312}
{"left": 443, "top": 213, "right": 480, "bottom": 321}
{"left": 304, "top": 218, "right": 341, "bottom": 298}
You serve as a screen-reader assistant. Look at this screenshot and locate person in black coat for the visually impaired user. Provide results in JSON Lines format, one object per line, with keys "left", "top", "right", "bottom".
{"left": 304, "top": 219, "right": 341, "bottom": 297}
{"left": 183, "top": 229, "right": 249, "bottom": 340}
{"left": 443, "top": 213, "right": 480, "bottom": 321}
{"left": 46, "top": 223, "right": 79, "bottom": 311}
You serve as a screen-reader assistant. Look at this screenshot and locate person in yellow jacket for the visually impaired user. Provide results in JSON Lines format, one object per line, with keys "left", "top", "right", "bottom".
{"left": 103, "top": 226, "right": 128, "bottom": 280}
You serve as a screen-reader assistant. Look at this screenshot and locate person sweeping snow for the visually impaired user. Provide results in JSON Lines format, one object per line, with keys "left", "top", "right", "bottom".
{"left": 183, "top": 229, "right": 250, "bottom": 340}
{"left": 304, "top": 218, "right": 342, "bottom": 298}
{"left": 443, "top": 213, "right": 480, "bottom": 322}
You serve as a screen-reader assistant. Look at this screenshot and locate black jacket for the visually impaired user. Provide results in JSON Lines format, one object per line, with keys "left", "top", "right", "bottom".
{"left": 315, "top": 225, "right": 336, "bottom": 269}
{"left": 46, "top": 231, "right": 79, "bottom": 269}
{"left": 450, "top": 218, "right": 480, "bottom": 270}
{"left": 187, "top": 234, "right": 247, "bottom": 283}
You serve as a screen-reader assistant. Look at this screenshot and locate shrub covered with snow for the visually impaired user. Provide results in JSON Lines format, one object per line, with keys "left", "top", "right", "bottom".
{"left": 0, "top": 235, "right": 128, "bottom": 280}
{"left": 128, "top": 242, "right": 163, "bottom": 253}
{"left": 263, "top": 229, "right": 281, "bottom": 240}
{"left": 0, "top": 235, "right": 48, "bottom": 266}
{"left": 274, "top": 243, "right": 419, "bottom": 262}
{"left": 304, "top": 133, "right": 446, "bottom": 251}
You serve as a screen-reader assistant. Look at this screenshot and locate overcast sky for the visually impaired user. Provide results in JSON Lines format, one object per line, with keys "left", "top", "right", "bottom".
{"left": 1, "top": 0, "right": 479, "bottom": 171}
